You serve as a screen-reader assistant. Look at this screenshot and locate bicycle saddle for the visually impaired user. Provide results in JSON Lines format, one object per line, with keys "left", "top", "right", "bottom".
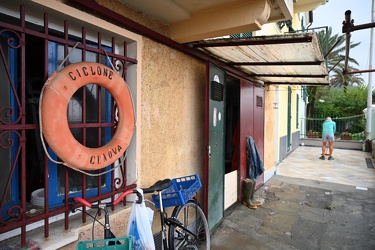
{"left": 143, "top": 179, "right": 172, "bottom": 194}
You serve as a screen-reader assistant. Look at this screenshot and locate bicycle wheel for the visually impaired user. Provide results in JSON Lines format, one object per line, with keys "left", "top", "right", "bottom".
{"left": 168, "top": 200, "right": 210, "bottom": 250}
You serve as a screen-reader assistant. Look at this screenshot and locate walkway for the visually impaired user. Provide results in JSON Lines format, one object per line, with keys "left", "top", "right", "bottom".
{"left": 210, "top": 146, "right": 375, "bottom": 249}
{"left": 276, "top": 146, "right": 375, "bottom": 188}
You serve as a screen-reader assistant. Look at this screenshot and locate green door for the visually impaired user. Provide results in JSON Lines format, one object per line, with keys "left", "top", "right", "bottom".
{"left": 204, "top": 62, "right": 225, "bottom": 231}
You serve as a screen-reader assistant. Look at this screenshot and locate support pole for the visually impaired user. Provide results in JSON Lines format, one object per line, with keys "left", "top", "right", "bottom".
{"left": 366, "top": 0, "right": 374, "bottom": 140}
{"left": 342, "top": 9, "right": 375, "bottom": 75}
{"left": 342, "top": 10, "right": 353, "bottom": 74}
{"left": 342, "top": 7, "right": 375, "bottom": 140}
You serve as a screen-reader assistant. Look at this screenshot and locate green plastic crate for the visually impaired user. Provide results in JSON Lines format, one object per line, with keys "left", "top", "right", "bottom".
{"left": 76, "top": 236, "right": 132, "bottom": 250}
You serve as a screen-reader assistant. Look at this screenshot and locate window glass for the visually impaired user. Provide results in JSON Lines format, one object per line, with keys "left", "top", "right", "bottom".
{"left": 47, "top": 42, "right": 113, "bottom": 207}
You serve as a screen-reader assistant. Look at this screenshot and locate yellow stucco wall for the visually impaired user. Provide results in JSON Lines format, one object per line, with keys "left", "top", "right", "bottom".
{"left": 264, "top": 85, "right": 277, "bottom": 170}
{"left": 96, "top": 0, "right": 206, "bottom": 188}
{"left": 140, "top": 38, "right": 206, "bottom": 186}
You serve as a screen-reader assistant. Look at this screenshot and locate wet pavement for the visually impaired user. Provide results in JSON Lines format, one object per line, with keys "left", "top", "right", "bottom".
{"left": 210, "top": 146, "right": 375, "bottom": 249}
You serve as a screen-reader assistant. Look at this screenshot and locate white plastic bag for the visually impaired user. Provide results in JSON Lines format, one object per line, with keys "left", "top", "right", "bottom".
{"left": 127, "top": 189, "right": 155, "bottom": 250}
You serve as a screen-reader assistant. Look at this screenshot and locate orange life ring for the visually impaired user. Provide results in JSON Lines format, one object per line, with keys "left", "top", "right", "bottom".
{"left": 41, "top": 62, "right": 135, "bottom": 171}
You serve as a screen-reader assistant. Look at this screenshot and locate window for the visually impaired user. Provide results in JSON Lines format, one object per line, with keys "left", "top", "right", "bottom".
{"left": 0, "top": 3, "right": 139, "bottom": 242}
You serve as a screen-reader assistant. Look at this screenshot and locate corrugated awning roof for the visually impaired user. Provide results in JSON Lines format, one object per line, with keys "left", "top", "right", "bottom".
{"left": 189, "top": 33, "right": 330, "bottom": 86}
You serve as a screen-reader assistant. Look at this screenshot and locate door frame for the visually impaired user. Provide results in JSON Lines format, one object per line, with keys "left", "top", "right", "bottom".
{"left": 238, "top": 80, "right": 265, "bottom": 198}
{"left": 204, "top": 62, "right": 225, "bottom": 231}
{"left": 204, "top": 65, "right": 266, "bottom": 228}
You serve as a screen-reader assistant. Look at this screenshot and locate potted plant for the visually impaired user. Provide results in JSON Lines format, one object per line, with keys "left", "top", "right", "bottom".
{"left": 307, "top": 130, "right": 319, "bottom": 138}
{"left": 341, "top": 131, "right": 352, "bottom": 140}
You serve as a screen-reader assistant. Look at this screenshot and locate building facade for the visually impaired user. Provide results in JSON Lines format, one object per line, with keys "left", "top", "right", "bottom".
{"left": 0, "top": 0, "right": 327, "bottom": 248}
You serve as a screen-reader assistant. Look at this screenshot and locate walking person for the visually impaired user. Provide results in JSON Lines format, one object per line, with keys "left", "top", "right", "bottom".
{"left": 320, "top": 117, "right": 336, "bottom": 160}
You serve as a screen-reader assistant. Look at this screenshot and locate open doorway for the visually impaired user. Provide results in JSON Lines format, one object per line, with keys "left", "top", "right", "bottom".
{"left": 224, "top": 75, "right": 240, "bottom": 210}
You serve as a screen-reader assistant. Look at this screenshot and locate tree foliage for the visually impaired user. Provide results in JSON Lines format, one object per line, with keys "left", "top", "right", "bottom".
{"left": 318, "top": 27, "right": 361, "bottom": 73}
{"left": 314, "top": 86, "right": 368, "bottom": 117}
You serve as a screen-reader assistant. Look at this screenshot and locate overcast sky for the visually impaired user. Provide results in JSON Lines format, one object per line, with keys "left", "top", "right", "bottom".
{"left": 311, "top": 0, "right": 374, "bottom": 83}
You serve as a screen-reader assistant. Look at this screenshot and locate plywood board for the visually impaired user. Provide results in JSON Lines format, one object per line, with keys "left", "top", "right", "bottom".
{"left": 224, "top": 170, "right": 237, "bottom": 210}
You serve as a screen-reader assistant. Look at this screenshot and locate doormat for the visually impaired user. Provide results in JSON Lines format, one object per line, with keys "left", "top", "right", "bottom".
{"left": 365, "top": 158, "right": 374, "bottom": 168}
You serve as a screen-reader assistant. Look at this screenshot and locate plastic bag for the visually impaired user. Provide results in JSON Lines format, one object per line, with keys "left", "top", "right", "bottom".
{"left": 127, "top": 189, "right": 155, "bottom": 250}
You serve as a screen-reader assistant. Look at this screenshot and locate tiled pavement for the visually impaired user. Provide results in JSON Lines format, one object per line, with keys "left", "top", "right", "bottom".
{"left": 276, "top": 146, "right": 375, "bottom": 189}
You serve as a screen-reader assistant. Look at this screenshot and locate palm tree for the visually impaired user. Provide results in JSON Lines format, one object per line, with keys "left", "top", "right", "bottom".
{"left": 306, "top": 27, "right": 364, "bottom": 116}
{"left": 330, "top": 64, "right": 365, "bottom": 88}
{"left": 318, "top": 27, "right": 361, "bottom": 71}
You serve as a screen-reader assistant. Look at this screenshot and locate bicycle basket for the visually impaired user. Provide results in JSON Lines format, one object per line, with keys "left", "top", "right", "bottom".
{"left": 76, "top": 236, "right": 132, "bottom": 250}
{"left": 152, "top": 174, "right": 202, "bottom": 208}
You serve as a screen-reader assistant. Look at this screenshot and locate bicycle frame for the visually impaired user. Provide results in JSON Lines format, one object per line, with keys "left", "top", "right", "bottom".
{"left": 71, "top": 177, "right": 209, "bottom": 250}
{"left": 103, "top": 206, "right": 116, "bottom": 240}
{"left": 156, "top": 191, "right": 170, "bottom": 250}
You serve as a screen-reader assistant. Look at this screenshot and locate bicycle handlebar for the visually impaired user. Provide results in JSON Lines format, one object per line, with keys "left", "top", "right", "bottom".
{"left": 70, "top": 178, "right": 172, "bottom": 211}
{"left": 72, "top": 189, "right": 142, "bottom": 210}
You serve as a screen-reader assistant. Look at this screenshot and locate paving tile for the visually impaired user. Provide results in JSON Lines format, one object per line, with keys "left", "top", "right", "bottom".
{"left": 276, "top": 146, "right": 375, "bottom": 189}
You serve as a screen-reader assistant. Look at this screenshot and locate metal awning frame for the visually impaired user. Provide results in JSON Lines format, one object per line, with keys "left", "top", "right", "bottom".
{"left": 188, "top": 33, "right": 330, "bottom": 86}
{"left": 342, "top": 10, "right": 375, "bottom": 75}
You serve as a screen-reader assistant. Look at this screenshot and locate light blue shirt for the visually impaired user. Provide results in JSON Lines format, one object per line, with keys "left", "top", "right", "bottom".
{"left": 322, "top": 119, "right": 336, "bottom": 134}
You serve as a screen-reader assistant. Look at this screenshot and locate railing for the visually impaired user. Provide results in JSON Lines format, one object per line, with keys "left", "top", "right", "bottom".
{"left": 0, "top": 4, "right": 137, "bottom": 246}
{"left": 301, "top": 114, "right": 366, "bottom": 141}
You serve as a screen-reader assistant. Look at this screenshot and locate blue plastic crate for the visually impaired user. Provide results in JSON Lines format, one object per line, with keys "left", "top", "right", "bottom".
{"left": 152, "top": 174, "right": 202, "bottom": 209}
{"left": 76, "top": 236, "right": 132, "bottom": 250}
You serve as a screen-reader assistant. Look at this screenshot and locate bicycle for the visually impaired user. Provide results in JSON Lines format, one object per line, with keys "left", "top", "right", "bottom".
{"left": 71, "top": 174, "right": 210, "bottom": 250}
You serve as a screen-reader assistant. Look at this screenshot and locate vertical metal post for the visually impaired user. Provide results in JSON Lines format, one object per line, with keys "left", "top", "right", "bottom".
{"left": 366, "top": 0, "right": 375, "bottom": 140}
{"left": 20, "top": 5, "right": 27, "bottom": 247}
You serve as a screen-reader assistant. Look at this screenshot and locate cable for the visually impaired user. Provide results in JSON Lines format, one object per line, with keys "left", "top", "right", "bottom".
{"left": 92, "top": 209, "right": 100, "bottom": 240}
{"left": 304, "top": 114, "right": 365, "bottom": 120}
{"left": 74, "top": 208, "right": 105, "bottom": 228}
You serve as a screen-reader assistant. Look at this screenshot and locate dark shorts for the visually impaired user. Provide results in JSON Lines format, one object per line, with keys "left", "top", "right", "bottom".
{"left": 322, "top": 133, "right": 334, "bottom": 142}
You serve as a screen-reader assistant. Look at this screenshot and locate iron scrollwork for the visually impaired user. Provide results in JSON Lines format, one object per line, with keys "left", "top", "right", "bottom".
{"left": 0, "top": 29, "right": 23, "bottom": 125}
